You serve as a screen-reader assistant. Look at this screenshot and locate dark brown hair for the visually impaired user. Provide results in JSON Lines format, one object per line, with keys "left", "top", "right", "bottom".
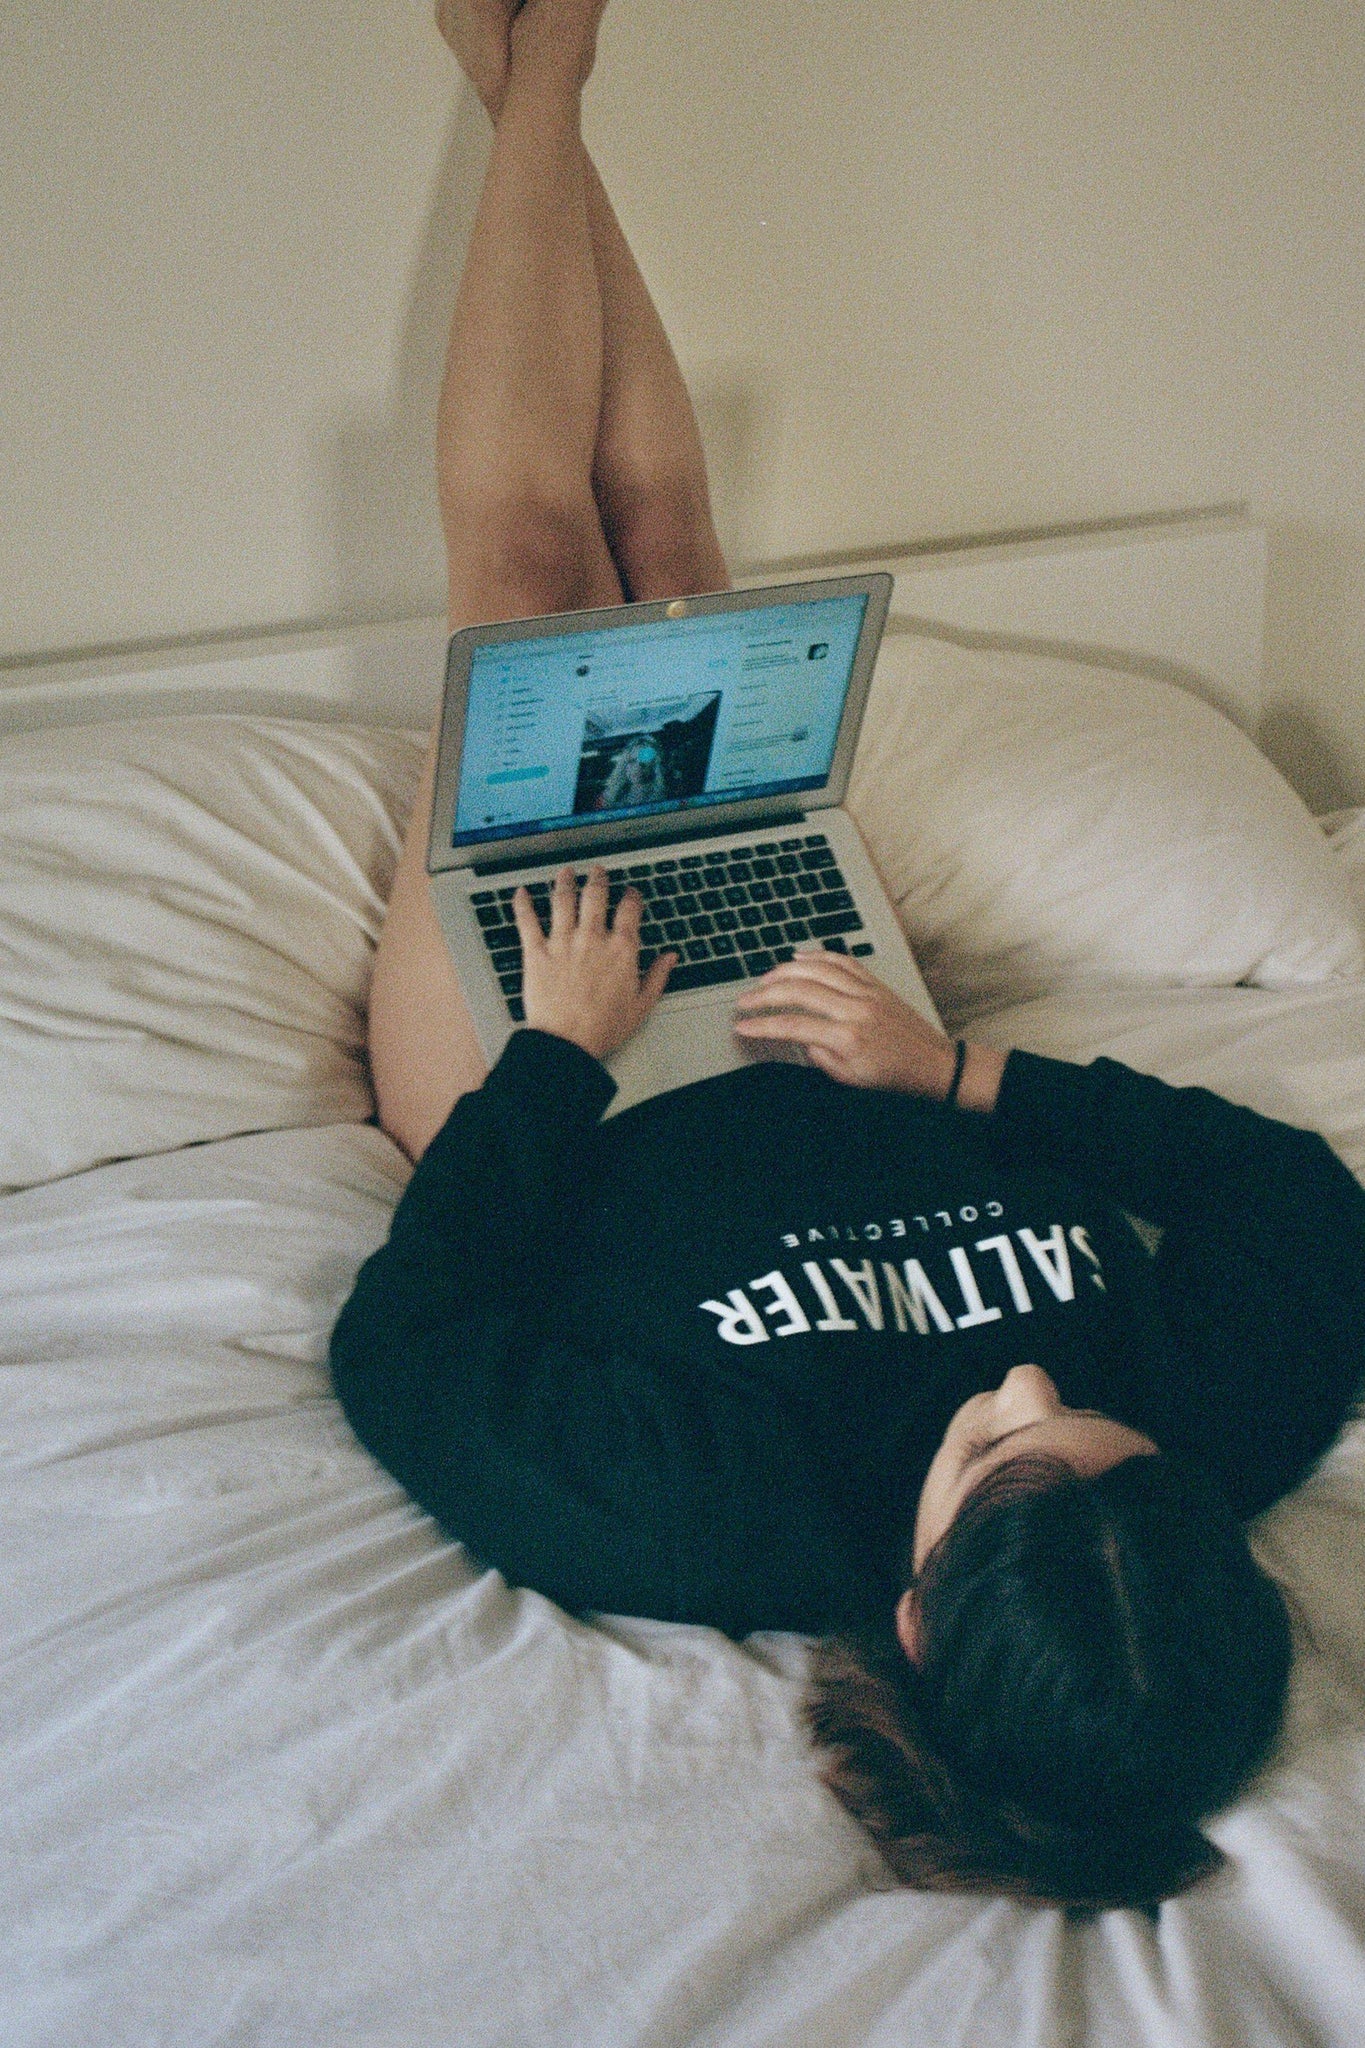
{"left": 804, "top": 1453, "right": 1293, "bottom": 1914}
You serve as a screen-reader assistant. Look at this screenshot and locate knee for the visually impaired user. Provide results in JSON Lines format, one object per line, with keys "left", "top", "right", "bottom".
{"left": 599, "top": 476, "right": 727, "bottom": 602}
{"left": 445, "top": 492, "right": 607, "bottom": 623}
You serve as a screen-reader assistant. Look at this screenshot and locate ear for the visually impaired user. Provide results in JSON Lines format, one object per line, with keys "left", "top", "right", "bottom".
{"left": 895, "top": 1585, "right": 922, "bottom": 1665}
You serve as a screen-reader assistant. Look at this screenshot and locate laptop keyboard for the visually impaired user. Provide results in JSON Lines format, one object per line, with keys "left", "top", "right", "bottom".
{"left": 469, "top": 831, "right": 873, "bottom": 1022}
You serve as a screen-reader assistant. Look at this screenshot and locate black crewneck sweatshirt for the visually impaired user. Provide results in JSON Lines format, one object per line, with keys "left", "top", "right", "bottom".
{"left": 331, "top": 1031, "right": 1365, "bottom": 1638}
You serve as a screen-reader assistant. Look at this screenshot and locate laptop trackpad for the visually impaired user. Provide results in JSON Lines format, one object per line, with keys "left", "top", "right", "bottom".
{"left": 605, "top": 994, "right": 806, "bottom": 1113}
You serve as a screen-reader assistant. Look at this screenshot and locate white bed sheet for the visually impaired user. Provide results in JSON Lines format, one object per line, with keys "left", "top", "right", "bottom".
{"left": 4, "top": 897, "right": 1365, "bottom": 2046}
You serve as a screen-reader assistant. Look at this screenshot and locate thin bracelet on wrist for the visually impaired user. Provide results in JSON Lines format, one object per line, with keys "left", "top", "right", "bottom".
{"left": 943, "top": 1038, "right": 969, "bottom": 1107}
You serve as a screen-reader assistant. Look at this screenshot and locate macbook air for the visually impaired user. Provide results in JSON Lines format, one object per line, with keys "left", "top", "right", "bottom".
{"left": 427, "top": 572, "right": 940, "bottom": 1111}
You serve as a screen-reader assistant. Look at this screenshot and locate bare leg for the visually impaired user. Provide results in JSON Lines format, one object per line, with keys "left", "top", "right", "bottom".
{"left": 436, "top": 0, "right": 729, "bottom": 602}
{"left": 372, "top": 1, "right": 728, "bottom": 1159}
{"left": 372, "top": 1, "right": 617, "bottom": 1161}
{"left": 436, "top": 2, "right": 623, "bottom": 618}
{"left": 587, "top": 158, "right": 731, "bottom": 603}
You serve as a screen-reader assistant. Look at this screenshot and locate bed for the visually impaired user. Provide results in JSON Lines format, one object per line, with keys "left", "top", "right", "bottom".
{"left": 3, "top": 511, "right": 1364, "bottom": 2047}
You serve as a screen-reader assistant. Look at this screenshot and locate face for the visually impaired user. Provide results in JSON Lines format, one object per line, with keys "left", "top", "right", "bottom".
{"left": 899, "top": 1365, "right": 1158, "bottom": 1657}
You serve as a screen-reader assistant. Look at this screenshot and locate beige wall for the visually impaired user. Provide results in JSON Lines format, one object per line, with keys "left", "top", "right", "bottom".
{"left": 3, "top": 0, "right": 1363, "bottom": 806}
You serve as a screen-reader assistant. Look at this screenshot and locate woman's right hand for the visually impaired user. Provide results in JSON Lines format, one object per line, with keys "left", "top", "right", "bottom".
{"left": 732, "top": 950, "right": 1005, "bottom": 1109}
{"left": 513, "top": 864, "right": 676, "bottom": 1065}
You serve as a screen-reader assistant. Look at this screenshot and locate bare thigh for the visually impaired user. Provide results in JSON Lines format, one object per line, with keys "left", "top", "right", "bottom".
{"left": 369, "top": 508, "right": 625, "bottom": 1162}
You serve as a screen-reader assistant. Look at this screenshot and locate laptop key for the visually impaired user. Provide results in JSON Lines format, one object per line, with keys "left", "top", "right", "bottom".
{"left": 711, "top": 932, "right": 737, "bottom": 955}
{"left": 808, "top": 910, "right": 862, "bottom": 938}
{"left": 750, "top": 880, "right": 774, "bottom": 903}
{"left": 735, "top": 927, "right": 764, "bottom": 952}
{"left": 674, "top": 893, "right": 699, "bottom": 916}
{"left": 698, "top": 889, "right": 724, "bottom": 911}
{"left": 751, "top": 858, "right": 777, "bottom": 880}
{"left": 745, "top": 951, "right": 775, "bottom": 976}
{"left": 738, "top": 905, "right": 764, "bottom": 927}
{"left": 689, "top": 913, "right": 716, "bottom": 937}
{"left": 759, "top": 924, "right": 784, "bottom": 948}
{"left": 851, "top": 942, "right": 876, "bottom": 956}
{"left": 714, "top": 909, "right": 740, "bottom": 932}
{"left": 800, "top": 846, "right": 837, "bottom": 871}
{"left": 666, "top": 955, "right": 745, "bottom": 992}
{"left": 810, "top": 888, "right": 855, "bottom": 915}
{"left": 507, "top": 996, "right": 526, "bottom": 1021}
{"left": 683, "top": 938, "right": 712, "bottom": 963}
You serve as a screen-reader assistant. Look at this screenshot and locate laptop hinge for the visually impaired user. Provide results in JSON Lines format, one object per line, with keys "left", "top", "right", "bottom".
{"left": 469, "top": 809, "right": 812, "bottom": 878}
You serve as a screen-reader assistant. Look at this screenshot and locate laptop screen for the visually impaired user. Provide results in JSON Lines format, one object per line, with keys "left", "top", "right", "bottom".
{"left": 450, "top": 589, "right": 869, "bottom": 849}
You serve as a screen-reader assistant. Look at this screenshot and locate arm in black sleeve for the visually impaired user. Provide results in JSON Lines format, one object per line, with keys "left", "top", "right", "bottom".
{"left": 358, "top": 1025, "right": 616, "bottom": 1320}
{"left": 988, "top": 1050, "right": 1365, "bottom": 1513}
{"left": 329, "top": 1030, "right": 838, "bottom": 1631}
{"left": 329, "top": 1029, "right": 648, "bottom": 1605}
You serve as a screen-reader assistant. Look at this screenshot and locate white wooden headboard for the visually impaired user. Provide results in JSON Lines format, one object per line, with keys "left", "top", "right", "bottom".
{"left": 0, "top": 510, "right": 1264, "bottom": 742}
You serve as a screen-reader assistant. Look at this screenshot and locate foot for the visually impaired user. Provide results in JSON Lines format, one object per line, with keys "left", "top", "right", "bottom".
{"left": 434, "top": 0, "right": 522, "bottom": 120}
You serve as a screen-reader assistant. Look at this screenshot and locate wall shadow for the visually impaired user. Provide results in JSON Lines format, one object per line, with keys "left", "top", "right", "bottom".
{"left": 686, "top": 363, "right": 781, "bottom": 573}
{"left": 314, "top": 89, "right": 490, "bottom": 632}
{"left": 1261, "top": 519, "right": 1356, "bottom": 814}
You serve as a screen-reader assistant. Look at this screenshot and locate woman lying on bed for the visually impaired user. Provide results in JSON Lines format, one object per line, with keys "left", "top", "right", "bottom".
{"left": 332, "top": 0, "right": 1365, "bottom": 1913}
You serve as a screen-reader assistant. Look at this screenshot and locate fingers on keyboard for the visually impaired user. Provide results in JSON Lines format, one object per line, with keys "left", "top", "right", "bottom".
{"left": 478, "top": 833, "right": 865, "bottom": 1011}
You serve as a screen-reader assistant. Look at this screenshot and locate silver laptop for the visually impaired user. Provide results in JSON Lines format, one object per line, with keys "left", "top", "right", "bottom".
{"left": 427, "top": 572, "right": 940, "bottom": 1111}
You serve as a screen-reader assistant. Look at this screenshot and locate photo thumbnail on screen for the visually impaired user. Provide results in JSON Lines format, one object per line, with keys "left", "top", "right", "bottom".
{"left": 573, "top": 691, "right": 722, "bottom": 815}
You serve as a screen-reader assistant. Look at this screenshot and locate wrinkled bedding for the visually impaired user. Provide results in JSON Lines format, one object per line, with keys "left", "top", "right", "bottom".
{"left": 4, "top": 846, "right": 1365, "bottom": 2044}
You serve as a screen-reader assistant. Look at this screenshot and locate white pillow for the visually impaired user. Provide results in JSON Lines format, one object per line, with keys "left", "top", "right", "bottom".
{"left": 0, "top": 717, "right": 423, "bottom": 1192}
{"left": 847, "top": 630, "right": 1365, "bottom": 1022}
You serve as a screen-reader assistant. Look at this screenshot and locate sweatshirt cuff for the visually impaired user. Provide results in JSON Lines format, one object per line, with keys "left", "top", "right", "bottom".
{"left": 481, "top": 1026, "right": 618, "bottom": 1128}
{"left": 988, "top": 1047, "right": 1094, "bottom": 1173}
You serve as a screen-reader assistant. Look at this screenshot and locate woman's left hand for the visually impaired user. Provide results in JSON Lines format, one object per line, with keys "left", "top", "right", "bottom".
{"left": 733, "top": 950, "right": 961, "bottom": 1097}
